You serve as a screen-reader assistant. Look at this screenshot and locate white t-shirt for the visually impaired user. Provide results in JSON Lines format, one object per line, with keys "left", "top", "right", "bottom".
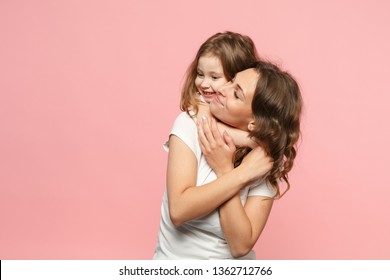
{"left": 153, "top": 112, "right": 276, "bottom": 259}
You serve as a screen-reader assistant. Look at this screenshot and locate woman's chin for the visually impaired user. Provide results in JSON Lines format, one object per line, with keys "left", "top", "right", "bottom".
{"left": 209, "top": 101, "right": 219, "bottom": 116}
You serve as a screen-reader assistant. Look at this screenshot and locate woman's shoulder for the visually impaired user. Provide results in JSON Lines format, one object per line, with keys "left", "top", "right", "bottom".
{"left": 247, "top": 179, "right": 277, "bottom": 198}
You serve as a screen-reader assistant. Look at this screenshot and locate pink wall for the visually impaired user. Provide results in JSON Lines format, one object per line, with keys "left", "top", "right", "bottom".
{"left": 1, "top": 0, "right": 389, "bottom": 259}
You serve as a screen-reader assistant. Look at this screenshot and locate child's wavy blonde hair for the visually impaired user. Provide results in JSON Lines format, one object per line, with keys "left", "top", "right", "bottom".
{"left": 180, "top": 31, "right": 259, "bottom": 114}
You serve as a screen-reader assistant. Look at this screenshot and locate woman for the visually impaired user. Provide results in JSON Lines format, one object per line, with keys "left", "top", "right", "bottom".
{"left": 153, "top": 61, "right": 302, "bottom": 259}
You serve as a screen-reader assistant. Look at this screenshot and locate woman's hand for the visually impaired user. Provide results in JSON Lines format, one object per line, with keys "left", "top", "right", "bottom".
{"left": 238, "top": 146, "right": 273, "bottom": 182}
{"left": 198, "top": 116, "right": 236, "bottom": 176}
{"left": 196, "top": 102, "right": 212, "bottom": 124}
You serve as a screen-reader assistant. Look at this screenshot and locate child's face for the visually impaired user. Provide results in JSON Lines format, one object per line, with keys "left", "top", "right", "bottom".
{"left": 195, "top": 54, "right": 228, "bottom": 103}
{"left": 209, "top": 68, "right": 258, "bottom": 131}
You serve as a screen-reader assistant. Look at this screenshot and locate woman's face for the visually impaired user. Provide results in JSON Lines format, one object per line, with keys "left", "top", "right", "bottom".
{"left": 209, "top": 68, "right": 258, "bottom": 131}
{"left": 195, "top": 54, "right": 228, "bottom": 103}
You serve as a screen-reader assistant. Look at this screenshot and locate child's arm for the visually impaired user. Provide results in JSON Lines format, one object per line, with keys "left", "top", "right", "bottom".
{"left": 196, "top": 104, "right": 257, "bottom": 149}
{"left": 195, "top": 102, "right": 212, "bottom": 122}
{"left": 216, "top": 122, "right": 257, "bottom": 149}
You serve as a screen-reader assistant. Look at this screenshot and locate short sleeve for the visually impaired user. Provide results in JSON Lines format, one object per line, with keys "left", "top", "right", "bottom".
{"left": 247, "top": 179, "right": 277, "bottom": 198}
{"left": 162, "top": 112, "right": 200, "bottom": 158}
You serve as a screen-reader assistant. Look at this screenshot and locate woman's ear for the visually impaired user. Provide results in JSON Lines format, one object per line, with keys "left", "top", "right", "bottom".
{"left": 247, "top": 120, "right": 255, "bottom": 131}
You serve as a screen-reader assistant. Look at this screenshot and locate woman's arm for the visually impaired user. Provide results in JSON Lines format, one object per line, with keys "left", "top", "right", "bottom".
{"left": 219, "top": 185, "right": 273, "bottom": 258}
{"left": 198, "top": 117, "right": 273, "bottom": 257}
{"left": 167, "top": 133, "right": 268, "bottom": 227}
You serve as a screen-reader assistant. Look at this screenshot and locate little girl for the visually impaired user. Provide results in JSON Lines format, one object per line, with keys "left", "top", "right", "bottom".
{"left": 180, "top": 31, "right": 259, "bottom": 147}
{"left": 153, "top": 31, "right": 275, "bottom": 259}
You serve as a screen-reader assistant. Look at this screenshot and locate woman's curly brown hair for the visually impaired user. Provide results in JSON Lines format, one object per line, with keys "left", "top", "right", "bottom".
{"left": 235, "top": 61, "right": 302, "bottom": 198}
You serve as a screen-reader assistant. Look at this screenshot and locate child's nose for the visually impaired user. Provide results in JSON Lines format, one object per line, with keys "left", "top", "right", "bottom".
{"left": 200, "top": 78, "right": 211, "bottom": 88}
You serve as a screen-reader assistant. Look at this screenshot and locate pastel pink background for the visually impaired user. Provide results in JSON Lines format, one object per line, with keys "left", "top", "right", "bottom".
{"left": 1, "top": 0, "right": 389, "bottom": 259}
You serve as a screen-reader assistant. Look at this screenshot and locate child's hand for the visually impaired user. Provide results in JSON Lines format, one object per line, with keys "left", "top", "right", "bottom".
{"left": 198, "top": 116, "right": 236, "bottom": 176}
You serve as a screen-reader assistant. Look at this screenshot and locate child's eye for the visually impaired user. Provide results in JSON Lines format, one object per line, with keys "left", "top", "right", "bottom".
{"left": 212, "top": 76, "right": 220, "bottom": 80}
{"left": 234, "top": 91, "right": 239, "bottom": 99}
{"left": 197, "top": 72, "right": 204, "bottom": 77}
